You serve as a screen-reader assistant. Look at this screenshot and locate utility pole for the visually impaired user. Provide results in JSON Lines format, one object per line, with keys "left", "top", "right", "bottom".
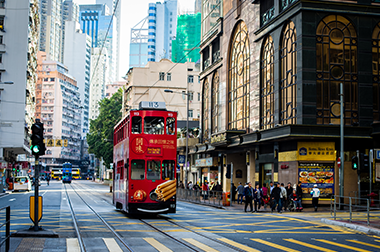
{"left": 339, "top": 83, "right": 344, "bottom": 210}
{"left": 230, "top": 162, "right": 233, "bottom": 206}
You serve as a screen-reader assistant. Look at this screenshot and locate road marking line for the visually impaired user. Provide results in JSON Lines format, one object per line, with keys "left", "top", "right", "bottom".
{"left": 284, "top": 239, "right": 336, "bottom": 252}
{"left": 66, "top": 238, "right": 80, "bottom": 252}
{"left": 217, "top": 238, "right": 260, "bottom": 252}
{"left": 375, "top": 240, "right": 380, "bottom": 243}
{"left": 250, "top": 239, "right": 300, "bottom": 252}
{"left": 143, "top": 238, "right": 173, "bottom": 252}
{"left": 183, "top": 238, "right": 219, "bottom": 252}
{"left": 315, "top": 239, "right": 371, "bottom": 252}
{"left": 347, "top": 240, "right": 380, "bottom": 249}
{"left": 103, "top": 238, "right": 122, "bottom": 252}
{"left": 9, "top": 198, "right": 16, "bottom": 201}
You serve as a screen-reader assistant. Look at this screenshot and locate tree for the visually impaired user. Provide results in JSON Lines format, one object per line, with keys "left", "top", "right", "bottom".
{"left": 87, "top": 89, "right": 122, "bottom": 169}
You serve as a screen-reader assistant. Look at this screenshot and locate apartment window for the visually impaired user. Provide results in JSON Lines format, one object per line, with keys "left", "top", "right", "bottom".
{"left": 198, "top": 76, "right": 200, "bottom": 83}
{"left": 0, "top": 0, "right": 4, "bottom": 8}
{"left": 159, "top": 72, "right": 165, "bottom": 80}
{"left": 167, "top": 73, "right": 171, "bottom": 81}
{"left": 198, "top": 92, "right": 200, "bottom": 101}
{"left": 0, "top": 53, "right": 2, "bottom": 63}
{"left": 50, "top": 78, "right": 55, "bottom": 82}
{"left": 170, "top": 18, "right": 172, "bottom": 22}
{"left": 0, "top": 17, "right": 4, "bottom": 31}
{"left": 0, "top": 72, "right": 2, "bottom": 82}
{"left": 0, "top": 35, "right": 3, "bottom": 44}
{"left": 44, "top": 78, "right": 48, "bottom": 82}
{"left": 189, "top": 92, "right": 194, "bottom": 101}
{"left": 188, "top": 75, "right": 194, "bottom": 83}
{"left": 188, "top": 110, "right": 193, "bottom": 118}
{"left": 170, "top": 12, "right": 173, "bottom": 15}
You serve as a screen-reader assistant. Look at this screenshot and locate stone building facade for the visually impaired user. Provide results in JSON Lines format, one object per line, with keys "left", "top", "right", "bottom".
{"left": 197, "top": 0, "right": 380, "bottom": 202}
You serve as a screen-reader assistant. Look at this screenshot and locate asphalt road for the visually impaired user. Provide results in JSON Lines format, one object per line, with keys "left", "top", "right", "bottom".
{"left": 1, "top": 180, "right": 380, "bottom": 252}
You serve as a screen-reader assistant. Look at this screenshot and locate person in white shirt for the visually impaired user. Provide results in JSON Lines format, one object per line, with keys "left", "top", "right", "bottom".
{"left": 310, "top": 184, "right": 321, "bottom": 212}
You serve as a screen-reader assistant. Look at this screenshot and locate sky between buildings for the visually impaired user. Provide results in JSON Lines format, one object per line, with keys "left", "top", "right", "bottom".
{"left": 74, "top": 0, "right": 195, "bottom": 80}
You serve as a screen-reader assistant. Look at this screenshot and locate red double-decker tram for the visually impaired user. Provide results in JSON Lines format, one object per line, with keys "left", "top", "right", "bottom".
{"left": 113, "top": 101, "right": 177, "bottom": 214}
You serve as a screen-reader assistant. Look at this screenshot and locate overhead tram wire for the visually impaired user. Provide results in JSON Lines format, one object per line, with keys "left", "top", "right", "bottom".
{"left": 132, "top": 0, "right": 247, "bottom": 105}
{"left": 89, "top": 0, "right": 120, "bottom": 89}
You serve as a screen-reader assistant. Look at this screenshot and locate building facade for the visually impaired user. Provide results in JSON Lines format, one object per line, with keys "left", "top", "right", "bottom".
{"left": 63, "top": 21, "right": 91, "bottom": 138}
{"left": 36, "top": 52, "right": 82, "bottom": 167}
{"left": 79, "top": 4, "right": 117, "bottom": 83}
{"left": 198, "top": 0, "right": 380, "bottom": 202}
{"left": 89, "top": 47, "right": 108, "bottom": 120}
{"left": 106, "top": 81, "right": 124, "bottom": 98}
{"left": 129, "top": 16, "right": 149, "bottom": 68}
{"left": 61, "top": 0, "right": 80, "bottom": 63}
{"left": 0, "top": 0, "right": 40, "bottom": 179}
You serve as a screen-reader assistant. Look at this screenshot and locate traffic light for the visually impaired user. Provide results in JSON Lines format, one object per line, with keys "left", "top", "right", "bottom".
{"left": 360, "top": 153, "right": 370, "bottom": 172}
{"left": 226, "top": 164, "right": 231, "bottom": 179}
{"left": 30, "top": 119, "right": 45, "bottom": 156}
{"left": 352, "top": 156, "right": 358, "bottom": 170}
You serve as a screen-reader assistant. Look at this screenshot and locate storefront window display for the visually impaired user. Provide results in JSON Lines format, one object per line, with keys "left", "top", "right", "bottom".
{"left": 298, "top": 163, "right": 334, "bottom": 198}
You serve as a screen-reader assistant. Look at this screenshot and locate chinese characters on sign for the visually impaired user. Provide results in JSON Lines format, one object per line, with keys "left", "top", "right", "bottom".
{"left": 147, "top": 147, "right": 161, "bottom": 155}
{"left": 42, "top": 139, "right": 68, "bottom": 147}
{"left": 297, "top": 142, "right": 335, "bottom": 161}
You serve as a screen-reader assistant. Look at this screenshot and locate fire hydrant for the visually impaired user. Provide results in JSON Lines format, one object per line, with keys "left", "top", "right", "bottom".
{"left": 368, "top": 192, "right": 378, "bottom": 207}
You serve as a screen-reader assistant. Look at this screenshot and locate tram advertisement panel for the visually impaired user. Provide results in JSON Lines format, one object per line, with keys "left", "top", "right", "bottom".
{"left": 155, "top": 180, "right": 176, "bottom": 201}
{"left": 298, "top": 163, "right": 334, "bottom": 198}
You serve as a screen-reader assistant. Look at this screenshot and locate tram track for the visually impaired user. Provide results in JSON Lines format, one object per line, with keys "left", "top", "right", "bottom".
{"left": 71, "top": 181, "right": 243, "bottom": 252}
{"left": 63, "top": 183, "right": 134, "bottom": 252}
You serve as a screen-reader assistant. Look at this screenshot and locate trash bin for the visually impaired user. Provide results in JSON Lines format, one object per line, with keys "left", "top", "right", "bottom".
{"left": 368, "top": 192, "right": 378, "bottom": 207}
{"left": 222, "top": 192, "right": 230, "bottom": 206}
{"left": 8, "top": 182, "right": 13, "bottom": 190}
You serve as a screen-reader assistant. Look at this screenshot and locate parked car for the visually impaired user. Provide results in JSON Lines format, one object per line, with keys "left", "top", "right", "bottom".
{"left": 13, "top": 176, "right": 32, "bottom": 192}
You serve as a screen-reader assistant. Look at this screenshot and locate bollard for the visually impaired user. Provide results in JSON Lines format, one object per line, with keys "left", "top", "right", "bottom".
{"left": 349, "top": 197, "right": 352, "bottom": 223}
{"left": 334, "top": 195, "right": 337, "bottom": 220}
{"left": 367, "top": 199, "right": 370, "bottom": 226}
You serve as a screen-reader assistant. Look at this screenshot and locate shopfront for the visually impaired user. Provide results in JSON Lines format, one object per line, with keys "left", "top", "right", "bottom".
{"left": 196, "top": 157, "right": 219, "bottom": 185}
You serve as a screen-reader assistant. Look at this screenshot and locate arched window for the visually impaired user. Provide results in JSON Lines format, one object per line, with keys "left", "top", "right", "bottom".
{"left": 228, "top": 21, "right": 250, "bottom": 130}
{"left": 372, "top": 22, "right": 380, "bottom": 121}
{"left": 261, "top": 36, "right": 275, "bottom": 130}
{"left": 280, "top": 21, "right": 297, "bottom": 125}
{"left": 212, "top": 72, "right": 219, "bottom": 133}
{"left": 203, "top": 79, "right": 210, "bottom": 141}
{"left": 316, "top": 15, "right": 358, "bottom": 125}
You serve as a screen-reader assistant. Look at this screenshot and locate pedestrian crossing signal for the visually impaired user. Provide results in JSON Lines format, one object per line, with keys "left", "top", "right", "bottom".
{"left": 352, "top": 156, "right": 358, "bottom": 170}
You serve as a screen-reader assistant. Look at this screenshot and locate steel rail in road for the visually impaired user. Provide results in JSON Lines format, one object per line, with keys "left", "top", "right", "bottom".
{"left": 73, "top": 182, "right": 242, "bottom": 252}
{"left": 64, "top": 183, "right": 134, "bottom": 252}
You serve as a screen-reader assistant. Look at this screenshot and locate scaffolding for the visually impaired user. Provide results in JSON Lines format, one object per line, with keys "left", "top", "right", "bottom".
{"left": 171, "top": 13, "right": 201, "bottom": 63}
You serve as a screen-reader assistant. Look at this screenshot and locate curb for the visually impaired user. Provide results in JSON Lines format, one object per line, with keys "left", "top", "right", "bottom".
{"left": 321, "top": 218, "right": 380, "bottom": 235}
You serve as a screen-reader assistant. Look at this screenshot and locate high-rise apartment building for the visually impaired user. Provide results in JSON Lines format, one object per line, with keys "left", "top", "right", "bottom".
{"left": 194, "top": 0, "right": 202, "bottom": 13}
{"left": 61, "top": 0, "right": 80, "bottom": 63}
{"left": 79, "top": 4, "right": 117, "bottom": 83}
{"left": 39, "top": 0, "right": 63, "bottom": 62}
{"left": 90, "top": 48, "right": 108, "bottom": 120}
{"left": 63, "top": 21, "right": 91, "bottom": 138}
{"left": 36, "top": 52, "right": 82, "bottom": 164}
{"left": 0, "top": 0, "right": 40, "bottom": 170}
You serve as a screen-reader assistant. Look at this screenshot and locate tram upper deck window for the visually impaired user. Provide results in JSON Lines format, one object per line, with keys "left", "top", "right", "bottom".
{"left": 131, "top": 160, "right": 145, "bottom": 180}
{"left": 162, "top": 160, "right": 175, "bottom": 180}
{"left": 147, "top": 160, "right": 161, "bottom": 180}
{"left": 132, "top": 116, "right": 142, "bottom": 134}
{"left": 144, "top": 117, "right": 164, "bottom": 134}
{"left": 166, "top": 117, "right": 176, "bottom": 135}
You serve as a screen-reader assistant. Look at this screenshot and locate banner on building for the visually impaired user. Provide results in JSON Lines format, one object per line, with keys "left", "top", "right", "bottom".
{"left": 298, "top": 162, "right": 334, "bottom": 198}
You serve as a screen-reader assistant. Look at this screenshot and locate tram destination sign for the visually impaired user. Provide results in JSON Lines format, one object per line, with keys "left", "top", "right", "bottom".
{"left": 139, "top": 101, "right": 166, "bottom": 110}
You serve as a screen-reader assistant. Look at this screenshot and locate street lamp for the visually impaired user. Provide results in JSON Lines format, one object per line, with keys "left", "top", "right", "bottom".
{"left": 164, "top": 88, "right": 190, "bottom": 187}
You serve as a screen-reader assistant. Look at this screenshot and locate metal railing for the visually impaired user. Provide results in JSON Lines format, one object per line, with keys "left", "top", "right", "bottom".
{"left": 0, "top": 206, "right": 10, "bottom": 252}
{"left": 330, "top": 195, "right": 380, "bottom": 227}
{"left": 177, "top": 188, "right": 225, "bottom": 207}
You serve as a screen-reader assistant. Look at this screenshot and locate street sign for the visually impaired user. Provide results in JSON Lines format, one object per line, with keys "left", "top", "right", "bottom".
{"left": 178, "top": 155, "right": 185, "bottom": 164}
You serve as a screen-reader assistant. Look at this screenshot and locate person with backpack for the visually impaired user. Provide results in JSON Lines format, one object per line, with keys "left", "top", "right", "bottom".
{"left": 271, "top": 183, "right": 282, "bottom": 213}
{"left": 243, "top": 182, "right": 254, "bottom": 212}
{"left": 310, "top": 184, "right": 321, "bottom": 211}
{"left": 236, "top": 182, "right": 244, "bottom": 204}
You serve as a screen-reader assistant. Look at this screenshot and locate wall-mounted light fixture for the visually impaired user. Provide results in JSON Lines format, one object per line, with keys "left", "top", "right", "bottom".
{"left": 246, "top": 151, "right": 250, "bottom": 165}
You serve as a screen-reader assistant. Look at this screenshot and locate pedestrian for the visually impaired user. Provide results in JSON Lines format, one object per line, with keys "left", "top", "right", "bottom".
{"left": 285, "top": 182, "right": 293, "bottom": 211}
{"left": 280, "top": 183, "right": 287, "bottom": 211}
{"left": 310, "top": 184, "right": 320, "bottom": 211}
{"left": 231, "top": 183, "right": 236, "bottom": 202}
{"left": 243, "top": 182, "right": 254, "bottom": 212}
{"left": 290, "top": 189, "right": 302, "bottom": 211}
{"left": 270, "top": 181, "right": 274, "bottom": 194}
{"left": 237, "top": 182, "right": 244, "bottom": 204}
{"left": 202, "top": 181, "right": 209, "bottom": 199}
{"left": 188, "top": 181, "right": 193, "bottom": 190}
{"left": 193, "top": 183, "right": 200, "bottom": 191}
{"left": 46, "top": 175, "right": 50, "bottom": 186}
{"left": 296, "top": 181, "right": 304, "bottom": 210}
{"left": 253, "top": 184, "right": 263, "bottom": 212}
{"left": 271, "top": 183, "right": 282, "bottom": 213}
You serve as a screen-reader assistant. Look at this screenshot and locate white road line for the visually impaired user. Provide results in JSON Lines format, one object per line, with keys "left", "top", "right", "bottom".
{"left": 103, "top": 238, "right": 123, "bottom": 252}
{"left": 9, "top": 198, "right": 16, "bottom": 201}
{"left": 41, "top": 190, "right": 48, "bottom": 196}
{"left": 66, "top": 238, "right": 80, "bottom": 252}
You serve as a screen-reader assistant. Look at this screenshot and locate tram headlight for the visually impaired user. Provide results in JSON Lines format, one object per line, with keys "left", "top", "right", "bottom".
{"left": 149, "top": 191, "right": 158, "bottom": 201}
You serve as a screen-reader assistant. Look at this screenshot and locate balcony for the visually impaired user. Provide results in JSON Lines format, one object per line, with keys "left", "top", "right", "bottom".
{"left": 177, "top": 137, "right": 199, "bottom": 148}
{"left": 212, "top": 51, "right": 220, "bottom": 64}
{"left": 262, "top": 7, "right": 275, "bottom": 26}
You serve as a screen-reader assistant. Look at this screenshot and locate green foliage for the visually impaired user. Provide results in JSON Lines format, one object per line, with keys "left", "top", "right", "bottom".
{"left": 87, "top": 89, "right": 122, "bottom": 169}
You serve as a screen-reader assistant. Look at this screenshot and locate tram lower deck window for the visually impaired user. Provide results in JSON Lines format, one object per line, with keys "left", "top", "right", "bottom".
{"left": 131, "top": 160, "right": 145, "bottom": 180}
{"left": 147, "top": 160, "right": 160, "bottom": 180}
{"left": 162, "top": 160, "right": 175, "bottom": 180}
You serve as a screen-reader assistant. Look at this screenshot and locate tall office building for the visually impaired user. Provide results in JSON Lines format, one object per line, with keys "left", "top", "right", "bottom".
{"left": 90, "top": 48, "right": 108, "bottom": 120}
{"left": 129, "top": 17, "right": 148, "bottom": 68}
{"left": 79, "top": 4, "right": 117, "bottom": 83}
{"left": 194, "top": 0, "right": 202, "bottom": 13}
{"left": 96, "top": 0, "right": 121, "bottom": 80}
{"left": 63, "top": 21, "right": 92, "bottom": 138}
{"left": 39, "top": 0, "right": 63, "bottom": 62}
{"left": 61, "top": 0, "right": 80, "bottom": 63}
